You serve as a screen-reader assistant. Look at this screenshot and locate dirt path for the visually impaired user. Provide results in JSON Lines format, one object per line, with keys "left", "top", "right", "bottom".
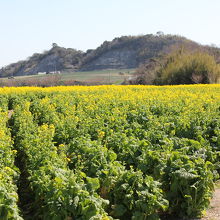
{"left": 200, "top": 182, "right": 220, "bottom": 220}
{"left": 8, "top": 109, "right": 14, "bottom": 118}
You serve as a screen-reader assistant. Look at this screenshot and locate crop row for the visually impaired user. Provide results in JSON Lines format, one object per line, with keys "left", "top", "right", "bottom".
{"left": 0, "top": 108, "right": 22, "bottom": 219}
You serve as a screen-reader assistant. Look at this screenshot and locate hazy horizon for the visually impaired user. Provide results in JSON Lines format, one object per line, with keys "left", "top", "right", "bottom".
{"left": 1, "top": 0, "right": 220, "bottom": 67}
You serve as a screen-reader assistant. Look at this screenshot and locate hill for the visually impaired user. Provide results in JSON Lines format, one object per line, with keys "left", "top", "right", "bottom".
{"left": 0, "top": 44, "right": 83, "bottom": 77}
{"left": 79, "top": 34, "right": 201, "bottom": 71}
{"left": 1, "top": 34, "right": 220, "bottom": 77}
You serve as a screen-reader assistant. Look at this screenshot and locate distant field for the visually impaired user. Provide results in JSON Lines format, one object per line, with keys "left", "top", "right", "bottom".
{"left": 1, "top": 69, "right": 135, "bottom": 85}
{"left": 62, "top": 69, "right": 135, "bottom": 84}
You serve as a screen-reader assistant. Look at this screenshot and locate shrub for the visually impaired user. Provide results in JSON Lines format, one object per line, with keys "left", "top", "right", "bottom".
{"left": 155, "top": 50, "right": 220, "bottom": 85}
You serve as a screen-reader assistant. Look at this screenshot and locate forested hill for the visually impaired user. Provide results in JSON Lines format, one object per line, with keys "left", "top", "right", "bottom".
{"left": 79, "top": 34, "right": 201, "bottom": 71}
{"left": 0, "top": 45, "right": 84, "bottom": 77}
{"left": 1, "top": 34, "right": 220, "bottom": 77}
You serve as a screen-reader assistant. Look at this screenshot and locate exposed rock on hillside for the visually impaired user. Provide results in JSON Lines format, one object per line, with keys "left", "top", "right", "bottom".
{"left": 81, "top": 48, "right": 138, "bottom": 70}
{"left": 79, "top": 34, "right": 200, "bottom": 71}
{"left": 0, "top": 45, "right": 83, "bottom": 77}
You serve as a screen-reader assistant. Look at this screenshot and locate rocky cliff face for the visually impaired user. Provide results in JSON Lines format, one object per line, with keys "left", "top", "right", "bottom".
{"left": 80, "top": 48, "right": 138, "bottom": 71}
{"left": 14, "top": 54, "right": 61, "bottom": 76}
{"left": 0, "top": 46, "right": 83, "bottom": 77}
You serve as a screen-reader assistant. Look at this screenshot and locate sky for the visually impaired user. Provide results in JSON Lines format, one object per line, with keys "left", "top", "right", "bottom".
{"left": 1, "top": 0, "right": 220, "bottom": 67}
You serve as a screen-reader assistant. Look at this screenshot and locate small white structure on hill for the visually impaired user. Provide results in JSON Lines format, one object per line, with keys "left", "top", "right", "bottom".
{"left": 50, "top": 71, "right": 61, "bottom": 74}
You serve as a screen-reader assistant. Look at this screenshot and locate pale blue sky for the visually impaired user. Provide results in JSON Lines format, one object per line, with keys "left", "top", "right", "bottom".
{"left": 1, "top": 0, "right": 220, "bottom": 67}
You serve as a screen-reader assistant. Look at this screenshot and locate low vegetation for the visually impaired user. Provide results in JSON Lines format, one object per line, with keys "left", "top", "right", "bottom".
{"left": 0, "top": 85, "right": 220, "bottom": 219}
{"left": 131, "top": 49, "right": 220, "bottom": 85}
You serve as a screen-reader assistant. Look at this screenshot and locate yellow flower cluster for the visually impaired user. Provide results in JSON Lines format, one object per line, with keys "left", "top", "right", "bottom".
{"left": 1, "top": 84, "right": 220, "bottom": 219}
